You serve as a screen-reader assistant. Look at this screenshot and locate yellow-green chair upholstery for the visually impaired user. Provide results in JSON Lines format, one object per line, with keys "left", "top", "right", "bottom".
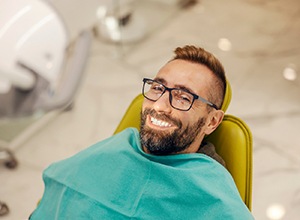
{"left": 114, "top": 81, "right": 253, "bottom": 210}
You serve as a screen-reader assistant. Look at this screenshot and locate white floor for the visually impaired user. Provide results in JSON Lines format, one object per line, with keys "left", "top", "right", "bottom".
{"left": 1, "top": 0, "right": 300, "bottom": 219}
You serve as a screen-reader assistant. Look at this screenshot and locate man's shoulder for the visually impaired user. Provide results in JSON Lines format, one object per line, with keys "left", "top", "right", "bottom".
{"left": 198, "top": 141, "right": 226, "bottom": 167}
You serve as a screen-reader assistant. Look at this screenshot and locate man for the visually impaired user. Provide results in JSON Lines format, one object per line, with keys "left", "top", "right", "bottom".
{"left": 30, "top": 46, "right": 254, "bottom": 219}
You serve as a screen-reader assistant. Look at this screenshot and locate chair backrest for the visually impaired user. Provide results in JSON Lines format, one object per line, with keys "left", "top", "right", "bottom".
{"left": 114, "top": 81, "right": 253, "bottom": 210}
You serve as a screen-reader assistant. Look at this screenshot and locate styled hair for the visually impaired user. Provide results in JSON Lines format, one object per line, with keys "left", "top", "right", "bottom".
{"left": 171, "top": 45, "right": 226, "bottom": 110}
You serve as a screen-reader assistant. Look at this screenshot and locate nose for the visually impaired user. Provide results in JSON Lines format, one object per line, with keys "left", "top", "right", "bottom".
{"left": 153, "top": 91, "right": 172, "bottom": 113}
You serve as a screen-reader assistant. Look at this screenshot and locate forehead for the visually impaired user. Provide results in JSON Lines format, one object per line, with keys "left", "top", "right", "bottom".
{"left": 155, "top": 59, "right": 214, "bottom": 95}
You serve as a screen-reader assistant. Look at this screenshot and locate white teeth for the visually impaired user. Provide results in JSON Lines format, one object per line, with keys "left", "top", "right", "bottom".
{"left": 150, "top": 117, "right": 172, "bottom": 127}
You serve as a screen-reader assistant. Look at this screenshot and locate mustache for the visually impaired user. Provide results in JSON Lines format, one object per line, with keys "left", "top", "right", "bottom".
{"left": 142, "top": 108, "right": 182, "bottom": 128}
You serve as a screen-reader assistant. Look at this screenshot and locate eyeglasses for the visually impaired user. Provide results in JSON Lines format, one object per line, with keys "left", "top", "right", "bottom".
{"left": 142, "top": 78, "right": 218, "bottom": 111}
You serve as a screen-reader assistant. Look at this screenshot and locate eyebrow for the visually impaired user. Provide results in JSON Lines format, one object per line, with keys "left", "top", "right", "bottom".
{"left": 153, "top": 77, "right": 197, "bottom": 95}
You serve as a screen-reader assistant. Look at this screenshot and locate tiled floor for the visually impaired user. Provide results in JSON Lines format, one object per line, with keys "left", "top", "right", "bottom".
{"left": 1, "top": 0, "right": 300, "bottom": 219}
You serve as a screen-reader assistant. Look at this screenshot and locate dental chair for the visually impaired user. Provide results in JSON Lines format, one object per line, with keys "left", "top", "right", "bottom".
{"left": 114, "top": 81, "right": 253, "bottom": 210}
{"left": 0, "top": 0, "right": 92, "bottom": 216}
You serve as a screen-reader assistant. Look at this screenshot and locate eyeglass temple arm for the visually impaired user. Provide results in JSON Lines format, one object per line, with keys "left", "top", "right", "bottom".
{"left": 196, "top": 96, "right": 219, "bottom": 110}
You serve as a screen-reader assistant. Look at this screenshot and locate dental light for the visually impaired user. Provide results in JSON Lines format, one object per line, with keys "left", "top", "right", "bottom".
{"left": 0, "top": 0, "right": 91, "bottom": 118}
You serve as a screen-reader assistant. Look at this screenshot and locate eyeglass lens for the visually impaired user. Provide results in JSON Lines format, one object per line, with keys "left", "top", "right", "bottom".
{"left": 143, "top": 79, "right": 194, "bottom": 111}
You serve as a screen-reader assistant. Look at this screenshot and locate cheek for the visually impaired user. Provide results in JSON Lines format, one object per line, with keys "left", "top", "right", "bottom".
{"left": 184, "top": 109, "right": 200, "bottom": 122}
{"left": 141, "top": 101, "right": 154, "bottom": 120}
{"left": 142, "top": 99, "right": 152, "bottom": 110}
{"left": 141, "top": 103, "right": 148, "bottom": 114}
{"left": 173, "top": 113, "right": 191, "bottom": 128}
{"left": 186, "top": 111, "right": 209, "bottom": 127}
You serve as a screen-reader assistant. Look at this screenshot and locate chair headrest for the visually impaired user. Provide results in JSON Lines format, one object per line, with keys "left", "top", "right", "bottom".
{"left": 220, "top": 80, "right": 232, "bottom": 112}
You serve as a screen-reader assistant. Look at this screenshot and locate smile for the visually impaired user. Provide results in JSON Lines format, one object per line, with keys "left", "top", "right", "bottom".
{"left": 150, "top": 116, "right": 172, "bottom": 127}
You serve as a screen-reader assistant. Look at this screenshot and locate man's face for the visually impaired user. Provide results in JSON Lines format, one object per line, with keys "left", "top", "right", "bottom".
{"left": 140, "top": 59, "right": 217, "bottom": 155}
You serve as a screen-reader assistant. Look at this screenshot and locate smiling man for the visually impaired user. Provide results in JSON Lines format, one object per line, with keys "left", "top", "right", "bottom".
{"left": 30, "top": 46, "right": 254, "bottom": 219}
{"left": 140, "top": 52, "right": 224, "bottom": 156}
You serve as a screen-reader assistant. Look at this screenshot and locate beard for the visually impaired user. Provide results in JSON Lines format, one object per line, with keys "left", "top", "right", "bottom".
{"left": 140, "top": 108, "right": 206, "bottom": 155}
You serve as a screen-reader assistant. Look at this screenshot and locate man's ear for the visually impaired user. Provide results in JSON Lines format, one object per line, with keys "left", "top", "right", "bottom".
{"left": 204, "top": 110, "right": 224, "bottom": 135}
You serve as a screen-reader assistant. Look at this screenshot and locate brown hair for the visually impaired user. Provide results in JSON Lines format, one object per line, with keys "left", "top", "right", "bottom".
{"left": 172, "top": 45, "right": 226, "bottom": 109}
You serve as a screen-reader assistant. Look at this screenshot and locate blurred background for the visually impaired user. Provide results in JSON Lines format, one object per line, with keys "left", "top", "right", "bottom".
{"left": 0, "top": 0, "right": 300, "bottom": 219}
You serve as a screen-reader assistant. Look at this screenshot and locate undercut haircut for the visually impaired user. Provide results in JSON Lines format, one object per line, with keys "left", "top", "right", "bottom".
{"left": 171, "top": 45, "right": 226, "bottom": 110}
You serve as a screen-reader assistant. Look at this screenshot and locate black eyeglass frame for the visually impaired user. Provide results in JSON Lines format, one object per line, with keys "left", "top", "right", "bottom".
{"left": 142, "top": 78, "right": 219, "bottom": 111}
